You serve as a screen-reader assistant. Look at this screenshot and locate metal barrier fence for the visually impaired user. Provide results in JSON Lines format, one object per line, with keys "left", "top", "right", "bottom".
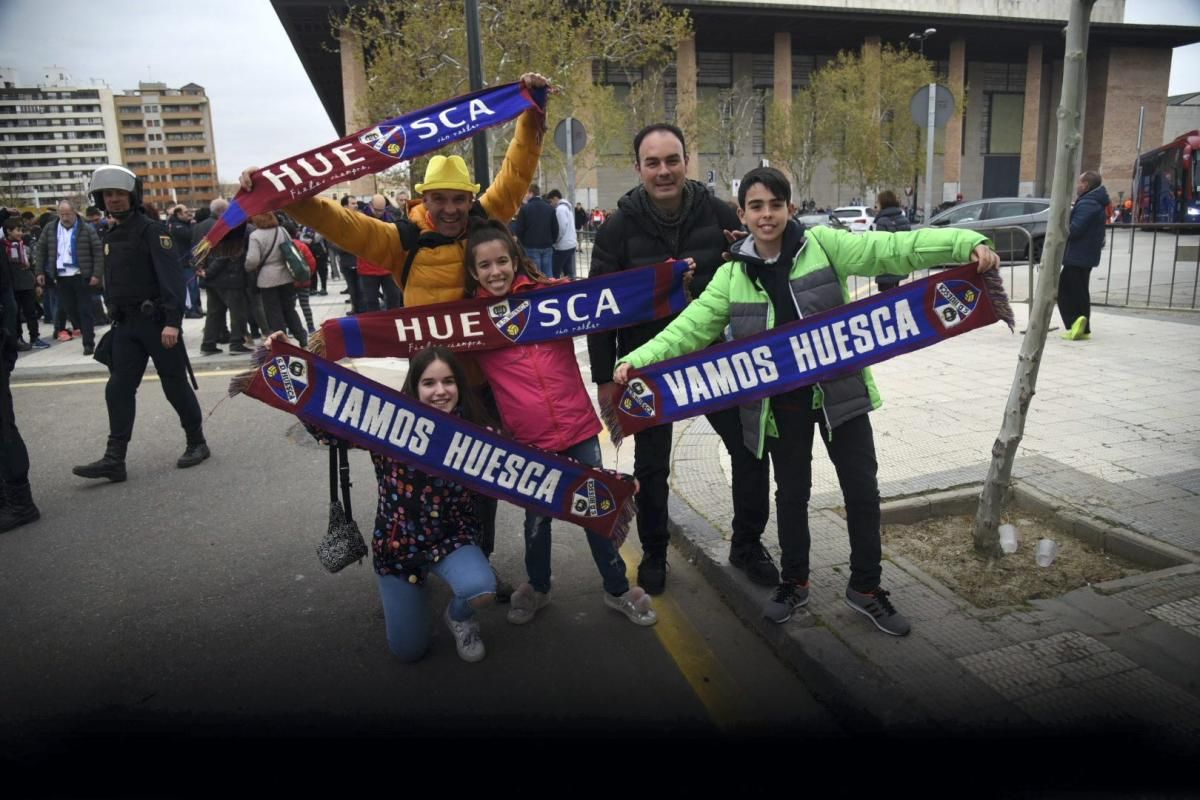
{"left": 573, "top": 222, "right": 1200, "bottom": 312}
{"left": 1101, "top": 223, "right": 1200, "bottom": 311}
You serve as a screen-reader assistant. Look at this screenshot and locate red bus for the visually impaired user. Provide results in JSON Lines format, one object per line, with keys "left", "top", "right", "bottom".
{"left": 1132, "top": 130, "right": 1200, "bottom": 225}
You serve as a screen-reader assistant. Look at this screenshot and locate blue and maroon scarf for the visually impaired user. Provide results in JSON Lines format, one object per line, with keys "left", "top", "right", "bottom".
{"left": 230, "top": 341, "right": 636, "bottom": 543}
{"left": 310, "top": 260, "right": 690, "bottom": 359}
{"left": 193, "top": 82, "right": 546, "bottom": 264}
{"left": 600, "top": 264, "right": 1015, "bottom": 443}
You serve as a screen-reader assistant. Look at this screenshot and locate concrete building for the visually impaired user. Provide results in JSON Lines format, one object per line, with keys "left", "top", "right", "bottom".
{"left": 0, "top": 68, "right": 121, "bottom": 208}
{"left": 271, "top": 0, "right": 1198, "bottom": 209}
{"left": 1164, "top": 92, "right": 1200, "bottom": 145}
{"left": 114, "top": 82, "right": 219, "bottom": 210}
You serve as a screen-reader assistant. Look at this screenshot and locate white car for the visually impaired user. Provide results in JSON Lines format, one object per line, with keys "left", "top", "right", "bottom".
{"left": 832, "top": 205, "right": 876, "bottom": 232}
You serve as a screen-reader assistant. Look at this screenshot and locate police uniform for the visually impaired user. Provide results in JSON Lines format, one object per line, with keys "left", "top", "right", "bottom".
{"left": 73, "top": 164, "right": 209, "bottom": 482}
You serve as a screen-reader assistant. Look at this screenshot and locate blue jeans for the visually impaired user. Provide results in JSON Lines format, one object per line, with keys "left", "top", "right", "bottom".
{"left": 375, "top": 544, "right": 495, "bottom": 662}
{"left": 552, "top": 248, "right": 576, "bottom": 280}
{"left": 523, "top": 436, "right": 629, "bottom": 595}
{"left": 524, "top": 247, "right": 554, "bottom": 277}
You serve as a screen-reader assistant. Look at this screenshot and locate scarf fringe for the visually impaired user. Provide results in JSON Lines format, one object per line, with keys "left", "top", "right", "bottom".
{"left": 307, "top": 328, "right": 326, "bottom": 358}
{"left": 251, "top": 345, "right": 274, "bottom": 368}
{"left": 597, "top": 390, "right": 627, "bottom": 448}
{"left": 983, "top": 270, "right": 1016, "bottom": 332}
{"left": 227, "top": 370, "right": 254, "bottom": 397}
{"left": 607, "top": 493, "right": 637, "bottom": 548}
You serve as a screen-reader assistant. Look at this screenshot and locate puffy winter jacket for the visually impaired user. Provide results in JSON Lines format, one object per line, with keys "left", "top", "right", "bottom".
{"left": 283, "top": 107, "right": 543, "bottom": 308}
{"left": 1063, "top": 185, "right": 1109, "bottom": 268}
{"left": 586, "top": 181, "right": 741, "bottom": 384}
{"left": 34, "top": 216, "right": 103, "bottom": 284}
{"left": 623, "top": 223, "right": 989, "bottom": 457}
{"left": 472, "top": 274, "right": 601, "bottom": 452}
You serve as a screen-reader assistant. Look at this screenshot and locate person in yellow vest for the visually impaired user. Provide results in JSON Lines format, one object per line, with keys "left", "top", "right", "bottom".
{"left": 238, "top": 72, "right": 550, "bottom": 601}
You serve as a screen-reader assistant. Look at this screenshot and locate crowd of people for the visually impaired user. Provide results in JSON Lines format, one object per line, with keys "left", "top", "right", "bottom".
{"left": 15, "top": 67, "right": 1133, "bottom": 669}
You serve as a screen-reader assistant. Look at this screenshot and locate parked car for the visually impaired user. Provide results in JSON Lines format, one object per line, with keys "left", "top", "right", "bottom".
{"left": 917, "top": 197, "right": 1050, "bottom": 262}
{"left": 831, "top": 205, "right": 876, "bottom": 232}
{"left": 796, "top": 212, "right": 836, "bottom": 228}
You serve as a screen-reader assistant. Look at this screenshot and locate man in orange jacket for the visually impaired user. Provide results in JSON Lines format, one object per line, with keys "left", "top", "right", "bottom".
{"left": 240, "top": 72, "right": 550, "bottom": 600}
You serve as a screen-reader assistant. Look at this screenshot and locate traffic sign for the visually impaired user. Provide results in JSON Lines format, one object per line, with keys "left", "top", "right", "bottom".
{"left": 553, "top": 118, "right": 588, "bottom": 154}
{"left": 910, "top": 84, "right": 955, "bottom": 128}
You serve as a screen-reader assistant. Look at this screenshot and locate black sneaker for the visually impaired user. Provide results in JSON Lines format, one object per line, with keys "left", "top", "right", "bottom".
{"left": 763, "top": 581, "right": 810, "bottom": 623}
{"left": 228, "top": 344, "right": 252, "bottom": 354}
{"left": 729, "top": 541, "right": 780, "bottom": 586}
{"left": 844, "top": 586, "right": 911, "bottom": 636}
{"left": 200, "top": 347, "right": 222, "bottom": 356}
{"left": 637, "top": 552, "right": 668, "bottom": 595}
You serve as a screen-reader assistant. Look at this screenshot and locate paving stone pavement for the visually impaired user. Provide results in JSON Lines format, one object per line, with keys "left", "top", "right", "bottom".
{"left": 666, "top": 305, "right": 1200, "bottom": 747}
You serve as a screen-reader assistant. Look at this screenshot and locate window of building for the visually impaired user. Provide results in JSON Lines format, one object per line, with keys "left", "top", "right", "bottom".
{"left": 986, "top": 93, "right": 1024, "bottom": 154}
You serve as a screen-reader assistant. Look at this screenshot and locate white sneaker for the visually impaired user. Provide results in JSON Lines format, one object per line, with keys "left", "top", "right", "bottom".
{"left": 604, "top": 587, "right": 657, "bottom": 626}
{"left": 506, "top": 582, "right": 551, "bottom": 625}
{"left": 443, "top": 604, "right": 486, "bottom": 662}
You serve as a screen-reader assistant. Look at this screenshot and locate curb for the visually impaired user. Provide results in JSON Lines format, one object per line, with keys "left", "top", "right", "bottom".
{"left": 665, "top": 493, "right": 927, "bottom": 734}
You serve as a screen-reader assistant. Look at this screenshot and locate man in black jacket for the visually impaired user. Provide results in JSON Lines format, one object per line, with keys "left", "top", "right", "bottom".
{"left": 1059, "top": 170, "right": 1108, "bottom": 340}
{"left": 73, "top": 165, "right": 209, "bottom": 483}
{"left": 513, "top": 183, "right": 558, "bottom": 277}
{"left": 587, "top": 123, "right": 776, "bottom": 594}
{"left": 0, "top": 207, "right": 41, "bottom": 533}
{"left": 195, "top": 198, "right": 251, "bottom": 356}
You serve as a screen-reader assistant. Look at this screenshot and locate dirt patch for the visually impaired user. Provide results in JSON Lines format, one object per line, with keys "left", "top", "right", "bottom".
{"left": 881, "top": 513, "right": 1144, "bottom": 609}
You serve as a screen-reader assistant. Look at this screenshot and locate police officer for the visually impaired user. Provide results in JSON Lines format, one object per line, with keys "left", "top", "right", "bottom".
{"left": 73, "top": 165, "right": 210, "bottom": 482}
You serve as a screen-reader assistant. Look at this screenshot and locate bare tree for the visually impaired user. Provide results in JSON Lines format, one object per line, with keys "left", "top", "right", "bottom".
{"left": 973, "top": 0, "right": 1098, "bottom": 557}
{"left": 699, "top": 78, "right": 764, "bottom": 196}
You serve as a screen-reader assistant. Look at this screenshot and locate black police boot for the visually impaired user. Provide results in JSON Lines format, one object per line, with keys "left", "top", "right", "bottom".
{"left": 73, "top": 438, "right": 128, "bottom": 482}
{"left": 729, "top": 540, "right": 781, "bottom": 586}
{"left": 177, "top": 432, "right": 211, "bottom": 469}
{"left": 0, "top": 480, "right": 41, "bottom": 533}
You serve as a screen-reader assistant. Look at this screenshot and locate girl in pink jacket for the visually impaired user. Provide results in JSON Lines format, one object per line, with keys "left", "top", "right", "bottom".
{"left": 465, "top": 220, "right": 655, "bottom": 628}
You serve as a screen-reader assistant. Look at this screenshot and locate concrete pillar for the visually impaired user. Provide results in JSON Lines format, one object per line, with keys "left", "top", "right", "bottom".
{"left": 774, "top": 32, "right": 792, "bottom": 109}
{"left": 863, "top": 36, "right": 882, "bottom": 192}
{"left": 942, "top": 38, "right": 966, "bottom": 202}
{"left": 1098, "top": 47, "right": 1171, "bottom": 188}
{"left": 339, "top": 26, "right": 376, "bottom": 197}
{"left": 1082, "top": 46, "right": 1111, "bottom": 175}
{"left": 676, "top": 35, "right": 700, "bottom": 180}
{"left": 1018, "top": 43, "right": 1044, "bottom": 197}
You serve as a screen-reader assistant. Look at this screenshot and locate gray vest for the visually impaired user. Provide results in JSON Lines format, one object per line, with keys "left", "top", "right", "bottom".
{"left": 727, "top": 255, "right": 872, "bottom": 454}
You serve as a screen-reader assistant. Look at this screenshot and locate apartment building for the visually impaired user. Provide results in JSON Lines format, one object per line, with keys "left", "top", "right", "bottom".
{"left": 0, "top": 67, "right": 121, "bottom": 208}
{"left": 114, "top": 81, "right": 218, "bottom": 209}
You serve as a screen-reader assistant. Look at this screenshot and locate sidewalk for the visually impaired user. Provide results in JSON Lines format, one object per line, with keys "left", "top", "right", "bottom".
{"left": 9, "top": 282, "right": 355, "bottom": 383}
{"left": 667, "top": 303, "right": 1200, "bottom": 743}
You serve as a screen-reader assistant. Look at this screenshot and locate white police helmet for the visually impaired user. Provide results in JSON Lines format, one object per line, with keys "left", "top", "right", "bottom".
{"left": 89, "top": 164, "right": 142, "bottom": 212}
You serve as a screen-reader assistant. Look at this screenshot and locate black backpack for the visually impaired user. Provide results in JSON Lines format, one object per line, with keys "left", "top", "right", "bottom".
{"left": 394, "top": 200, "right": 489, "bottom": 293}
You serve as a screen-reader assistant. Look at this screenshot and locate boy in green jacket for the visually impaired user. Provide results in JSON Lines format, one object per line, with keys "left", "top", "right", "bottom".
{"left": 614, "top": 167, "right": 999, "bottom": 635}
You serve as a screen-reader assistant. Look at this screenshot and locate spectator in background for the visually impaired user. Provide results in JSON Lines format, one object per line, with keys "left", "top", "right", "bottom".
{"left": 245, "top": 211, "right": 307, "bottom": 348}
{"left": 3, "top": 218, "right": 47, "bottom": 350}
{"left": 574, "top": 202, "right": 587, "bottom": 233}
{"left": 546, "top": 189, "right": 577, "bottom": 280}
{"left": 513, "top": 183, "right": 557, "bottom": 276}
{"left": 283, "top": 220, "right": 318, "bottom": 333}
{"left": 356, "top": 194, "right": 403, "bottom": 311}
{"left": 168, "top": 205, "right": 202, "bottom": 319}
{"left": 300, "top": 225, "right": 330, "bottom": 295}
{"left": 196, "top": 199, "right": 251, "bottom": 356}
{"left": 330, "top": 195, "right": 362, "bottom": 314}
{"left": 34, "top": 200, "right": 100, "bottom": 355}
{"left": 872, "top": 189, "right": 912, "bottom": 292}
{"left": 1058, "top": 170, "right": 1108, "bottom": 341}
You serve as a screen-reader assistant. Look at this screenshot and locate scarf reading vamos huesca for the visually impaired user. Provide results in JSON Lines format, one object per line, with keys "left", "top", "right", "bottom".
{"left": 600, "top": 264, "right": 1015, "bottom": 444}
{"left": 192, "top": 82, "right": 546, "bottom": 264}
{"left": 229, "top": 341, "right": 636, "bottom": 543}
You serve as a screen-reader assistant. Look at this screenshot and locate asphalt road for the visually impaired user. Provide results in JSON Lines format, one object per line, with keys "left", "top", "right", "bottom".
{"left": 1, "top": 367, "right": 840, "bottom": 771}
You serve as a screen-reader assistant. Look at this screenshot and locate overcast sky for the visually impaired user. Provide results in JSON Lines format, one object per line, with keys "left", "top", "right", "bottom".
{"left": 1, "top": 0, "right": 1197, "bottom": 183}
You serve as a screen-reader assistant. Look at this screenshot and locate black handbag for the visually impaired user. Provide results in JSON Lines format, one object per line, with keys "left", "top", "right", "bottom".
{"left": 316, "top": 441, "right": 368, "bottom": 572}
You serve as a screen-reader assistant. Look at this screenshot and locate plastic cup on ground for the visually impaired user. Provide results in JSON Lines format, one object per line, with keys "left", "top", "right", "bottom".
{"left": 998, "top": 523, "right": 1018, "bottom": 554}
{"left": 1035, "top": 538, "right": 1058, "bottom": 567}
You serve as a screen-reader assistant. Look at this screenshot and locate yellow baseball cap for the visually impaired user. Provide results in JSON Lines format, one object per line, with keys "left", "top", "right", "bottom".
{"left": 414, "top": 155, "right": 480, "bottom": 194}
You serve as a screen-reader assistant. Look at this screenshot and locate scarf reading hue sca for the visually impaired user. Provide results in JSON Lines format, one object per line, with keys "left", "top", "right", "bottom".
{"left": 230, "top": 341, "right": 636, "bottom": 543}
{"left": 310, "top": 260, "right": 690, "bottom": 359}
{"left": 192, "top": 82, "right": 546, "bottom": 264}
{"left": 601, "top": 264, "right": 1015, "bottom": 443}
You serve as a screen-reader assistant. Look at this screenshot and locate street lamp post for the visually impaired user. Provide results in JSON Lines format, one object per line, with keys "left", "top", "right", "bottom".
{"left": 908, "top": 27, "right": 936, "bottom": 222}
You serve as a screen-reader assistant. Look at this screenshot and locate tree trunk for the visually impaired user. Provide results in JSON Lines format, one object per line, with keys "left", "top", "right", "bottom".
{"left": 973, "top": 0, "right": 1096, "bottom": 558}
